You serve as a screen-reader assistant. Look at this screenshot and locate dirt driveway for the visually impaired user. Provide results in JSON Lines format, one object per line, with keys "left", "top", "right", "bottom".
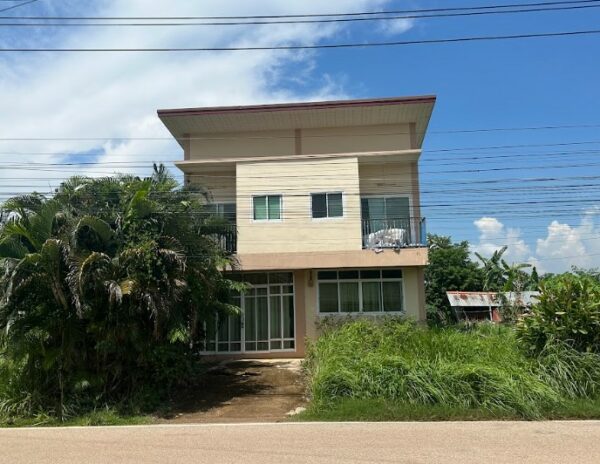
{"left": 160, "top": 359, "right": 307, "bottom": 423}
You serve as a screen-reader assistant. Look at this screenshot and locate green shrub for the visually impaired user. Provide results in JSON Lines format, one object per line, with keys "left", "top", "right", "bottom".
{"left": 305, "top": 319, "right": 565, "bottom": 418}
{"left": 517, "top": 274, "right": 600, "bottom": 355}
{"left": 536, "top": 342, "right": 600, "bottom": 399}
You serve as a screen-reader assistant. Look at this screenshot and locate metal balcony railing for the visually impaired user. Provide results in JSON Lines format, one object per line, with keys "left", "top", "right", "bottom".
{"left": 204, "top": 223, "right": 237, "bottom": 254}
{"left": 362, "top": 217, "right": 427, "bottom": 249}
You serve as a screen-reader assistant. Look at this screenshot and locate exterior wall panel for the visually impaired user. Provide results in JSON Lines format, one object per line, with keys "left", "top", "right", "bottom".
{"left": 189, "top": 129, "right": 295, "bottom": 160}
{"left": 301, "top": 124, "right": 412, "bottom": 155}
{"left": 236, "top": 157, "right": 363, "bottom": 254}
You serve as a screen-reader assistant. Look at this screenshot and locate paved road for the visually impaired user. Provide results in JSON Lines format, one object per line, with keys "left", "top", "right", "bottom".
{"left": 2, "top": 421, "right": 600, "bottom": 463}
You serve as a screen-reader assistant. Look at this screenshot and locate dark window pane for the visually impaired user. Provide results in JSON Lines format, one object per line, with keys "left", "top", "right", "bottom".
{"left": 253, "top": 196, "right": 267, "bottom": 220}
{"left": 270, "top": 340, "right": 282, "bottom": 350}
{"left": 269, "top": 272, "right": 293, "bottom": 284}
{"left": 283, "top": 340, "right": 295, "bottom": 349}
{"left": 312, "top": 194, "right": 327, "bottom": 218}
{"left": 269, "top": 285, "right": 282, "bottom": 295}
{"left": 256, "top": 297, "right": 269, "bottom": 340}
{"left": 270, "top": 296, "right": 282, "bottom": 339}
{"left": 339, "top": 270, "right": 359, "bottom": 280}
{"left": 383, "top": 281, "right": 403, "bottom": 312}
{"left": 282, "top": 284, "right": 294, "bottom": 294}
{"left": 245, "top": 273, "right": 269, "bottom": 285}
{"left": 361, "top": 270, "right": 381, "bottom": 279}
{"left": 382, "top": 269, "right": 403, "bottom": 279}
{"left": 283, "top": 295, "right": 294, "bottom": 338}
{"left": 223, "top": 203, "right": 236, "bottom": 223}
{"left": 318, "top": 271, "right": 337, "bottom": 280}
{"left": 339, "top": 282, "right": 359, "bottom": 313}
{"left": 319, "top": 283, "right": 339, "bottom": 313}
{"left": 386, "top": 197, "right": 410, "bottom": 220}
{"left": 268, "top": 195, "right": 281, "bottom": 220}
{"left": 229, "top": 315, "right": 242, "bottom": 342}
{"left": 328, "top": 193, "right": 343, "bottom": 217}
{"left": 363, "top": 198, "right": 385, "bottom": 220}
{"left": 362, "top": 282, "right": 382, "bottom": 312}
{"left": 257, "top": 341, "right": 269, "bottom": 351}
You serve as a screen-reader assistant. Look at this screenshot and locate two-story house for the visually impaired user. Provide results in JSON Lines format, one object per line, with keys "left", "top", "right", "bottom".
{"left": 158, "top": 96, "right": 435, "bottom": 358}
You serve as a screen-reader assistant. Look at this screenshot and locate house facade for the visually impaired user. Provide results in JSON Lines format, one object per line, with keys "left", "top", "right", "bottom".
{"left": 158, "top": 96, "right": 435, "bottom": 358}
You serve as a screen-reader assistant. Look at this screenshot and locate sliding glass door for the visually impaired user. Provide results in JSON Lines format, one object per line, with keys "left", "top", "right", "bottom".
{"left": 203, "top": 273, "right": 295, "bottom": 354}
{"left": 361, "top": 196, "right": 412, "bottom": 245}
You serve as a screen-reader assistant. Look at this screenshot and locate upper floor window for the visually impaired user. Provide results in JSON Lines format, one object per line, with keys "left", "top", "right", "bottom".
{"left": 311, "top": 192, "right": 343, "bottom": 219}
{"left": 205, "top": 203, "right": 236, "bottom": 223}
{"left": 253, "top": 195, "right": 281, "bottom": 220}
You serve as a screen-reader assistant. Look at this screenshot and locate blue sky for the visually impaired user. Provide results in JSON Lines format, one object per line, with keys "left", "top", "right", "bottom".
{"left": 1, "top": 0, "right": 599, "bottom": 272}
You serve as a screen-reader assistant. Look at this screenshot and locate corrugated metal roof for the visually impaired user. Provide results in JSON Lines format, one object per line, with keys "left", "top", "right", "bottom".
{"left": 446, "top": 291, "right": 540, "bottom": 307}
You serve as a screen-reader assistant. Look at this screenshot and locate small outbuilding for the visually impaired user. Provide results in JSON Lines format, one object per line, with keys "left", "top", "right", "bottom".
{"left": 446, "top": 291, "right": 540, "bottom": 322}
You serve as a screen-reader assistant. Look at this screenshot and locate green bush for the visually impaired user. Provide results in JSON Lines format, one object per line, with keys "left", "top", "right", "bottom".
{"left": 517, "top": 273, "right": 600, "bottom": 355}
{"left": 305, "top": 319, "right": 562, "bottom": 418}
{"left": 305, "top": 319, "right": 600, "bottom": 419}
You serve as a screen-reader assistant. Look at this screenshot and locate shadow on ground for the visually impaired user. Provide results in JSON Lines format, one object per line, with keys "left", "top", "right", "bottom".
{"left": 159, "top": 359, "right": 307, "bottom": 423}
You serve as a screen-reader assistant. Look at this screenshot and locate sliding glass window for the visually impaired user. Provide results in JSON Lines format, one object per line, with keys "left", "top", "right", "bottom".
{"left": 317, "top": 269, "right": 403, "bottom": 314}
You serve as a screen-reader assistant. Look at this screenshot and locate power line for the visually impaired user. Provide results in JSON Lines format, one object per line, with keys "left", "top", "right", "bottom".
{"left": 4, "top": 1, "right": 596, "bottom": 20}
{"left": 2, "top": 159, "right": 600, "bottom": 175}
{"left": 0, "top": 0, "right": 38, "bottom": 14}
{"left": 2, "top": 29, "right": 600, "bottom": 52}
{"left": 2, "top": 125, "right": 600, "bottom": 142}
{"left": 3, "top": 3, "right": 600, "bottom": 26}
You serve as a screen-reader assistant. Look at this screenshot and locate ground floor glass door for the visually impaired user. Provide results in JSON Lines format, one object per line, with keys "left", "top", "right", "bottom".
{"left": 203, "top": 272, "right": 295, "bottom": 354}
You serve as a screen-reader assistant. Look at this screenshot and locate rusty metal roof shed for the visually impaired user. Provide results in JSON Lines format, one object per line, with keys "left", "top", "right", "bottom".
{"left": 447, "top": 291, "right": 540, "bottom": 308}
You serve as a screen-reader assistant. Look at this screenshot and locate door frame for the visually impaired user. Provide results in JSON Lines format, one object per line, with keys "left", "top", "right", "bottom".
{"left": 202, "top": 273, "right": 297, "bottom": 355}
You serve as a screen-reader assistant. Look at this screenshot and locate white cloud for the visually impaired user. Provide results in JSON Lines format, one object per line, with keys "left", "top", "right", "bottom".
{"left": 535, "top": 209, "right": 600, "bottom": 274}
{"left": 378, "top": 18, "right": 415, "bottom": 36}
{"left": 472, "top": 217, "right": 533, "bottom": 265}
{"left": 0, "top": 0, "right": 392, "bottom": 194}
{"left": 471, "top": 211, "right": 600, "bottom": 274}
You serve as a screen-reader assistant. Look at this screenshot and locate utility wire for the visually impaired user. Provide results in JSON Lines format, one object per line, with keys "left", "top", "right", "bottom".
{"left": 4, "top": 1, "right": 597, "bottom": 20}
{"left": 3, "top": 124, "right": 600, "bottom": 141}
{"left": 0, "top": 0, "right": 38, "bottom": 14}
{"left": 2, "top": 29, "right": 600, "bottom": 52}
{"left": 3, "top": 3, "right": 600, "bottom": 26}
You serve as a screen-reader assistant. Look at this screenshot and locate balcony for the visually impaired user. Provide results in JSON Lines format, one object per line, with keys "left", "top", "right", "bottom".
{"left": 362, "top": 217, "right": 427, "bottom": 249}
{"left": 204, "top": 222, "right": 237, "bottom": 254}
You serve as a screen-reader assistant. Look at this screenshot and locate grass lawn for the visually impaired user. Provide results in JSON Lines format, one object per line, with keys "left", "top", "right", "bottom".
{"left": 296, "top": 397, "right": 600, "bottom": 422}
{"left": 0, "top": 409, "right": 154, "bottom": 428}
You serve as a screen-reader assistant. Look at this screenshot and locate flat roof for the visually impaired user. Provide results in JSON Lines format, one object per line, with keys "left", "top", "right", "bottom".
{"left": 157, "top": 95, "right": 436, "bottom": 148}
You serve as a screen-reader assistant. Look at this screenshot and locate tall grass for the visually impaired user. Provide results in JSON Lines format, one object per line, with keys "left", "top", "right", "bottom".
{"left": 304, "top": 319, "right": 600, "bottom": 419}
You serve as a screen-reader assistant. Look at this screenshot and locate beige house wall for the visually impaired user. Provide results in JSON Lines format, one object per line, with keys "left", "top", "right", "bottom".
{"left": 187, "top": 124, "right": 412, "bottom": 161}
{"left": 236, "top": 157, "right": 363, "bottom": 254}
{"left": 189, "top": 129, "right": 295, "bottom": 160}
{"left": 301, "top": 124, "right": 412, "bottom": 155}
{"left": 359, "top": 162, "right": 414, "bottom": 197}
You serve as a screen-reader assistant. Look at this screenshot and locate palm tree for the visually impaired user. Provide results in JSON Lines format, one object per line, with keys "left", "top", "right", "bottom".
{"left": 475, "top": 246, "right": 508, "bottom": 291}
{"left": 0, "top": 165, "right": 238, "bottom": 418}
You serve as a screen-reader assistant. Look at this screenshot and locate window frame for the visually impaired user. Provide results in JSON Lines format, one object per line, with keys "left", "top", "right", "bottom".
{"left": 205, "top": 202, "right": 236, "bottom": 223}
{"left": 252, "top": 194, "right": 283, "bottom": 222}
{"left": 360, "top": 194, "right": 413, "bottom": 221}
{"left": 310, "top": 191, "right": 345, "bottom": 221}
{"left": 316, "top": 269, "right": 405, "bottom": 315}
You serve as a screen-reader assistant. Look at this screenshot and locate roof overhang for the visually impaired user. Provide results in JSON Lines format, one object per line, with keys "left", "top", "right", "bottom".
{"left": 158, "top": 95, "right": 436, "bottom": 149}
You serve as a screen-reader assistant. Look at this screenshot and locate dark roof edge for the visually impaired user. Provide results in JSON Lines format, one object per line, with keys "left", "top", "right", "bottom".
{"left": 157, "top": 95, "right": 436, "bottom": 118}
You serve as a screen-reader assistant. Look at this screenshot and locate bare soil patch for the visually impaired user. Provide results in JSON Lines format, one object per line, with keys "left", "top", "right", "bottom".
{"left": 160, "top": 359, "right": 306, "bottom": 423}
